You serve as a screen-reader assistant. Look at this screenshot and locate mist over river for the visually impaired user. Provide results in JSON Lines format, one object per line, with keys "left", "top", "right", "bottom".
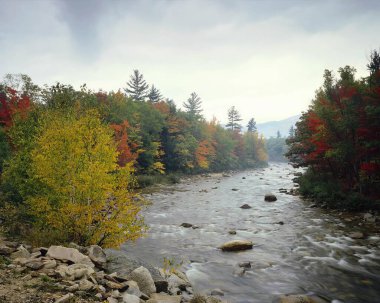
{"left": 114, "top": 163, "right": 380, "bottom": 303}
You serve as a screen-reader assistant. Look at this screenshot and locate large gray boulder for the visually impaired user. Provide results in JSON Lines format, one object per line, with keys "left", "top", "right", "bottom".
{"left": 264, "top": 193, "right": 277, "bottom": 202}
{"left": 47, "top": 245, "right": 94, "bottom": 267}
{"left": 87, "top": 245, "right": 107, "bottom": 268}
{"left": 106, "top": 253, "right": 168, "bottom": 292}
{"left": 128, "top": 266, "right": 156, "bottom": 296}
{"left": 219, "top": 240, "right": 253, "bottom": 252}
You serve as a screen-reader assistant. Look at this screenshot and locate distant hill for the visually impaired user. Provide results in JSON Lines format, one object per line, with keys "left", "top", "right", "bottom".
{"left": 257, "top": 115, "right": 301, "bottom": 138}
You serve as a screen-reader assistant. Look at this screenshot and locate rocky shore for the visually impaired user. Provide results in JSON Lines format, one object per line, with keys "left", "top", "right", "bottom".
{"left": 0, "top": 237, "right": 222, "bottom": 303}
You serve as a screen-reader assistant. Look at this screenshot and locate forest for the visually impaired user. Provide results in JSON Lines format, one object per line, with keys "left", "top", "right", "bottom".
{"left": 0, "top": 72, "right": 267, "bottom": 247}
{"left": 286, "top": 51, "right": 380, "bottom": 210}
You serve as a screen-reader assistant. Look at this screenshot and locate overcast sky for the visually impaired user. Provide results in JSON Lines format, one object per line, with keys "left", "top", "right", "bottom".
{"left": 1, "top": 0, "right": 379, "bottom": 123}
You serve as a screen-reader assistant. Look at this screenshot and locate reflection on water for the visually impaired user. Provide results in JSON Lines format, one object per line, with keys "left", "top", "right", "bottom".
{"left": 115, "top": 163, "right": 380, "bottom": 303}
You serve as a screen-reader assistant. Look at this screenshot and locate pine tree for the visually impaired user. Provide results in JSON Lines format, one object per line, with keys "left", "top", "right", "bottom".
{"left": 147, "top": 85, "right": 162, "bottom": 103}
{"left": 183, "top": 92, "right": 202, "bottom": 119}
{"left": 289, "top": 125, "right": 295, "bottom": 138}
{"left": 276, "top": 130, "right": 281, "bottom": 138}
{"left": 226, "top": 106, "right": 242, "bottom": 131}
{"left": 247, "top": 118, "right": 257, "bottom": 132}
{"left": 124, "top": 70, "right": 149, "bottom": 101}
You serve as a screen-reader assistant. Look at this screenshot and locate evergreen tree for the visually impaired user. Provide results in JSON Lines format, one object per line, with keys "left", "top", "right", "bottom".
{"left": 147, "top": 85, "right": 162, "bottom": 103}
{"left": 124, "top": 70, "right": 149, "bottom": 101}
{"left": 289, "top": 126, "right": 295, "bottom": 138}
{"left": 247, "top": 118, "right": 257, "bottom": 132}
{"left": 226, "top": 106, "right": 242, "bottom": 131}
{"left": 183, "top": 92, "right": 202, "bottom": 119}
{"left": 276, "top": 130, "right": 281, "bottom": 138}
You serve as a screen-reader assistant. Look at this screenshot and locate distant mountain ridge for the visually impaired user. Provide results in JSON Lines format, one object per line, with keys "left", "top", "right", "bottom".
{"left": 257, "top": 115, "right": 301, "bottom": 138}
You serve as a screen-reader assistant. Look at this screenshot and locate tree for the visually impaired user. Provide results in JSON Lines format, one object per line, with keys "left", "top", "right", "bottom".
{"left": 276, "top": 130, "right": 281, "bottom": 138}
{"left": 26, "top": 110, "right": 145, "bottom": 247}
{"left": 124, "top": 70, "right": 149, "bottom": 101}
{"left": 147, "top": 85, "right": 162, "bottom": 103}
{"left": 183, "top": 92, "right": 202, "bottom": 119}
{"left": 226, "top": 106, "right": 242, "bottom": 131}
{"left": 289, "top": 125, "right": 295, "bottom": 138}
{"left": 247, "top": 118, "right": 257, "bottom": 132}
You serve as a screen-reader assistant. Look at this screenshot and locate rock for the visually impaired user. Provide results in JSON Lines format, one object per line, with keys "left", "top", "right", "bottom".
{"left": 78, "top": 279, "right": 94, "bottom": 291}
{"left": 106, "top": 280, "right": 123, "bottom": 290}
{"left": 47, "top": 245, "right": 94, "bottom": 267}
{"left": 66, "top": 284, "right": 79, "bottom": 292}
{"left": 25, "top": 260, "right": 44, "bottom": 270}
{"left": 233, "top": 267, "right": 245, "bottom": 276}
{"left": 150, "top": 293, "right": 182, "bottom": 303}
{"left": 276, "top": 294, "right": 329, "bottom": 303}
{"left": 123, "top": 280, "right": 141, "bottom": 297}
{"left": 242, "top": 177, "right": 246, "bottom": 179}
{"left": 264, "top": 193, "right": 277, "bottom": 202}
{"left": 0, "top": 244, "right": 15, "bottom": 255}
{"left": 55, "top": 263, "right": 95, "bottom": 280}
{"left": 219, "top": 240, "right": 253, "bottom": 251}
{"left": 238, "top": 261, "right": 251, "bottom": 268}
{"left": 167, "top": 273, "right": 190, "bottom": 294}
{"left": 210, "top": 289, "right": 224, "bottom": 296}
{"left": 192, "top": 225, "right": 200, "bottom": 229}
{"left": 240, "top": 204, "right": 251, "bottom": 209}
{"left": 349, "top": 232, "right": 365, "bottom": 239}
{"left": 121, "top": 293, "right": 140, "bottom": 303}
{"left": 108, "top": 297, "right": 118, "bottom": 303}
{"left": 95, "top": 293, "right": 103, "bottom": 300}
{"left": 228, "top": 230, "right": 237, "bottom": 235}
{"left": 88, "top": 245, "right": 107, "bottom": 268}
{"left": 128, "top": 266, "right": 156, "bottom": 296}
{"left": 10, "top": 246, "right": 31, "bottom": 259}
{"left": 363, "top": 213, "right": 376, "bottom": 223}
{"left": 43, "top": 259, "right": 57, "bottom": 269}
{"left": 277, "top": 221, "right": 285, "bottom": 225}
{"left": 106, "top": 253, "right": 167, "bottom": 292}
{"left": 56, "top": 293, "right": 74, "bottom": 303}
{"left": 180, "top": 223, "right": 193, "bottom": 228}
{"left": 231, "top": 188, "right": 239, "bottom": 191}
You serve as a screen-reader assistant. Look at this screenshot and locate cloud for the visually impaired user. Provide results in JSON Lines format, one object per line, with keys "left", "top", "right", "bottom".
{"left": 0, "top": 0, "right": 379, "bottom": 123}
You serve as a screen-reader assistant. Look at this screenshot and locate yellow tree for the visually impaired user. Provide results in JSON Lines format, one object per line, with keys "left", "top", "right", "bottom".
{"left": 28, "top": 110, "right": 145, "bottom": 247}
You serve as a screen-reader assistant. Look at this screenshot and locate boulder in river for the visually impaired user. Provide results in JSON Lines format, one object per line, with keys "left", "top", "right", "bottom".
{"left": 349, "top": 232, "right": 365, "bottom": 239}
{"left": 87, "top": 245, "right": 107, "bottom": 268}
{"left": 228, "top": 230, "right": 237, "bottom": 235}
{"left": 180, "top": 223, "right": 193, "bottom": 228}
{"left": 128, "top": 266, "right": 156, "bottom": 296}
{"left": 240, "top": 204, "right": 252, "bottom": 209}
{"left": 264, "top": 193, "right": 277, "bottom": 202}
{"left": 219, "top": 240, "right": 253, "bottom": 251}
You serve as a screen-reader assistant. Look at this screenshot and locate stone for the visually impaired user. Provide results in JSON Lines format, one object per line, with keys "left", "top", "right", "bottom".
{"left": 10, "top": 246, "right": 30, "bottom": 259}
{"left": 167, "top": 273, "right": 190, "bottom": 293}
{"left": 95, "top": 293, "right": 103, "bottom": 300}
{"left": 228, "top": 230, "right": 237, "bottom": 235}
{"left": 106, "top": 280, "right": 123, "bottom": 290}
{"left": 78, "top": 279, "right": 94, "bottom": 291}
{"left": 105, "top": 253, "right": 166, "bottom": 292}
{"left": 88, "top": 245, "right": 107, "bottom": 268}
{"left": 150, "top": 293, "right": 182, "bottom": 303}
{"left": 47, "top": 245, "right": 94, "bottom": 267}
{"left": 210, "top": 289, "right": 224, "bottom": 296}
{"left": 264, "top": 193, "right": 277, "bottom": 202}
{"left": 43, "top": 259, "right": 57, "bottom": 269}
{"left": 25, "top": 260, "right": 44, "bottom": 270}
{"left": 56, "top": 293, "right": 74, "bottom": 303}
{"left": 108, "top": 297, "right": 118, "bottom": 303}
{"left": 233, "top": 267, "right": 245, "bottom": 276}
{"left": 0, "top": 244, "right": 15, "bottom": 255}
{"left": 231, "top": 188, "right": 239, "bottom": 191}
{"left": 55, "top": 263, "right": 95, "bottom": 280}
{"left": 240, "top": 204, "right": 251, "bottom": 209}
{"left": 219, "top": 240, "right": 253, "bottom": 251}
{"left": 121, "top": 293, "right": 140, "bottom": 303}
{"left": 123, "top": 280, "right": 141, "bottom": 297}
{"left": 349, "top": 232, "right": 365, "bottom": 239}
{"left": 277, "top": 294, "right": 329, "bottom": 303}
{"left": 128, "top": 266, "right": 156, "bottom": 296}
{"left": 180, "top": 223, "right": 193, "bottom": 228}
{"left": 238, "top": 261, "right": 251, "bottom": 268}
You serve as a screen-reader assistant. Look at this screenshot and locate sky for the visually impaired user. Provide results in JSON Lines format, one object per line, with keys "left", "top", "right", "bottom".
{"left": 1, "top": 0, "right": 379, "bottom": 124}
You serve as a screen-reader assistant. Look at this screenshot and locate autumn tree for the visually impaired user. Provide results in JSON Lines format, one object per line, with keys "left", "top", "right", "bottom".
{"left": 125, "top": 70, "right": 149, "bottom": 101}
{"left": 226, "top": 106, "right": 242, "bottom": 131}
{"left": 26, "top": 110, "right": 145, "bottom": 247}
{"left": 147, "top": 85, "right": 162, "bottom": 103}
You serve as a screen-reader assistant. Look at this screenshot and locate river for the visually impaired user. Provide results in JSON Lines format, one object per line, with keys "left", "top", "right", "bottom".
{"left": 116, "top": 163, "right": 380, "bottom": 303}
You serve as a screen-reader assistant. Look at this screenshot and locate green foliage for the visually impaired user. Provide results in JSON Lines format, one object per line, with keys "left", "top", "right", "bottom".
{"left": 266, "top": 137, "right": 287, "bottom": 162}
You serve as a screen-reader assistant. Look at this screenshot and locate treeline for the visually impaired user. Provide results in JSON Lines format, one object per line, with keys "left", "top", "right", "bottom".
{"left": 286, "top": 51, "right": 380, "bottom": 210}
{"left": 0, "top": 72, "right": 267, "bottom": 246}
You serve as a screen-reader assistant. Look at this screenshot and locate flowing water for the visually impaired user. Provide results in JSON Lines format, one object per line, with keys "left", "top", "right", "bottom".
{"left": 117, "top": 163, "right": 380, "bottom": 303}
